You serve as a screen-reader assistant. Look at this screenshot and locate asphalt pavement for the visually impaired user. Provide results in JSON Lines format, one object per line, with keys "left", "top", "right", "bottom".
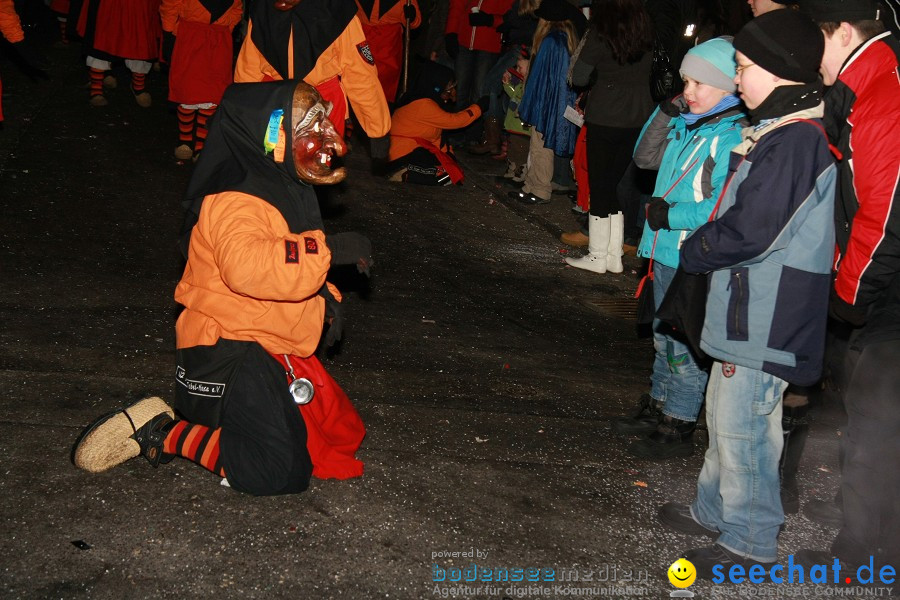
{"left": 0, "top": 20, "right": 856, "bottom": 600}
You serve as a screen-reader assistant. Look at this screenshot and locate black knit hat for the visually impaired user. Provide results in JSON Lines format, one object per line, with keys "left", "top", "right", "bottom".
{"left": 535, "top": 0, "right": 583, "bottom": 22}
{"left": 800, "top": 0, "right": 881, "bottom": 22}
{"left": 733, "top": 10, "right": 825, "bottom": 83}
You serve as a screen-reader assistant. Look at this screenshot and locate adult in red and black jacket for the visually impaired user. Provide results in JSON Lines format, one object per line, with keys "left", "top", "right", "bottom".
{"left": 797, "top": 2, "right": 900, "bottom": 570}
{"left": 444, "top": 0, "right": 514, "bottom": 120}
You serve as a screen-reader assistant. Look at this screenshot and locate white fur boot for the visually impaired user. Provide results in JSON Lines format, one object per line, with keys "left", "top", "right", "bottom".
{"left": 607, "top": 211, "right": 625, "bottom": 274}
{"left": 565, "top": 215, "right": 610, "bottom": 273}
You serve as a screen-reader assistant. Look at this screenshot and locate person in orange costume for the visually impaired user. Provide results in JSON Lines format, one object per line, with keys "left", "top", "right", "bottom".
{"left": 72, "top": 80, "right": 370, "bottom": 496}
{"left": 355, "top": 0, "right": 421, "bottom": 103}
{"left": 388, "top": 61, "right": 487, "bottom": 185}
{"left": 234, "top": 0, "right": 390, "bottom": 156}
{"left": 77, "top": 0, "right": 162, "bottom": 107}
{"left": 160, "top": 0, "right": 243, "bottom": 161}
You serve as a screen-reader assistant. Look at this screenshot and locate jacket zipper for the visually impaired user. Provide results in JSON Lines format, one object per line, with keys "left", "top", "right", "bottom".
{"left": 733, "top": 272, "right": 744, "bottom": 336}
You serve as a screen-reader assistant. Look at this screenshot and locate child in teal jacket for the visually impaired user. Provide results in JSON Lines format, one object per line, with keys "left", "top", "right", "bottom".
{"left": 613, "top": 37, "right": 748, "bottom": 459}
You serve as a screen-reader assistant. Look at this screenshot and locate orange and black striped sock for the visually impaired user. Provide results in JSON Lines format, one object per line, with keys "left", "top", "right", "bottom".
{"left": 177, "top": 106, "right": 195, "bottom": 145}
{"left": 163, "top": 420, "right": 225, "bottom": 477}
{"left": 89, "top": 68, "right": 104, "bottom": 98}
{"left": 194, "top": 107, "right": 216, "bottom": 153}
{"left": 131, "top": 72, "right": 147, "bottom": 93}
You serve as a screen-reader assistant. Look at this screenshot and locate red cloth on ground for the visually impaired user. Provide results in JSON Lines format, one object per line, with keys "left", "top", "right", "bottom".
{"left": 573, "top": 126, "right": 589, "bottom": 213}
{"left": 271, "top": 353, "right": 366, "bottom": 480}
{"left": 168, "top": 19, "right": 233, "bottom": 105}
{"left": 361, "top": 22, "right": 402, "bottom": 103}
{"left": 412, "top": 137, "right": 464, "bottom": 183}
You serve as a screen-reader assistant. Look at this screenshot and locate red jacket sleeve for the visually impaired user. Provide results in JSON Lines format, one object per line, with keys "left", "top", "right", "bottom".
{"left": 834, "top": 111, "right": 900, "bottom": 308}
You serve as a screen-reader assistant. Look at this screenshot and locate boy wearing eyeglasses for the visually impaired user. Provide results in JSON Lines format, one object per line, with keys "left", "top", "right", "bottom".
{"left": 656, "top": 10, "right": 837, "bottom": 577}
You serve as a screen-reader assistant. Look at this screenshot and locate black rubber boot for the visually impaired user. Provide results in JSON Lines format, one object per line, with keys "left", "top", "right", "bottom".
{"left": 129, "top": 412, "right": 176, "bottom": 467}
{"left": 780, "top": 404, "right": 809, "bottom": 514}
{"left": 627, "top": 415, "right": 696, "bottom": 458}
{"left": 611, "top": 393, "right": 663, "bottom": 435}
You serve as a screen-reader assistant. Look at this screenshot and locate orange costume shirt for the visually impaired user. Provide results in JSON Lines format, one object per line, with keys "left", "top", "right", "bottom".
{"left": 388, "top": 99, "right": 481, "bottom": 161}
{"left": 175, "top": 191, "right": 333, "bottom": 357}
{"left": 0, "top": 0, "right": 24, "bottom": 43}
{"left": 234, "top": 16, "right": 390, "bottom": 138}
{"left": 160, "top": 0, "right": 243, "bottom": 105}
{"left": 160, "top": 0, "right": 242, "bottom": 34}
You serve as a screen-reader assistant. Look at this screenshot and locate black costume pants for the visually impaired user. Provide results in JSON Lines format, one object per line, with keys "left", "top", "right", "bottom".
{"left": 218, "top": 344, "right": 313, "bottom": 496}
{"left": 833, "top": 338, "right": 900, "bottom": 565}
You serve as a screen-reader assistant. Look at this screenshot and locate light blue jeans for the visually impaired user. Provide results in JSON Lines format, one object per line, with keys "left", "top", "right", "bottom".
{"left": 650, "top": 262, "right": 709, "bottom": 421}
{"left": 691, "top": 362, "right": 788, "bottom": 562}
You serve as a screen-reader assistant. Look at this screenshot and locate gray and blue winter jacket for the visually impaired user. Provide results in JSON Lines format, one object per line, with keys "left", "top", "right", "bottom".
{"left": 680, "top": 106, "right": 837, "bottom": 386}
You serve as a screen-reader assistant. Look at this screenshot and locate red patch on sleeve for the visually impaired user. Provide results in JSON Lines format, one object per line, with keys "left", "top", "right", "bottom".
{"left": 357, "top": 42, "right": 375, "bottom": 65}
{"left": 304, "top": 237, "right": 318, "bottom": 254}
{"left": 285, "top": 240, "right": 299, "bottom": 263}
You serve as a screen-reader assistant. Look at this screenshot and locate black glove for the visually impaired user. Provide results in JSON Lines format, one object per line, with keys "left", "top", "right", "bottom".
{"left": 475, "top": 95, "right": 490, "bottom": 114}
{"left": 403, "top": 3, "right": 417, "bottom": 21}
{"left": 444, "top": 33, "right": 459, "bottom": 59}
{"left": 660, "top": 94, "right": 687, "bottom": 118}
{"left": 327, "top": 232, "right": 373, "bottom": 275}
{"left": 319, "top": 285, "right": 344, "bottom": 348}
{"left": 828, "top": 288, "right": 867, "bottom": 326}
{"left": 468, "top": 11, "right": 493, "bottom": 27}
{"left": 12, "top": 39, "right": 49, "bottom": 72}
{"left": 645, "top": 197, "right": 670, "bottom": 231}
{"left": 162, "top": 31, "right": 176, "bottom": 64}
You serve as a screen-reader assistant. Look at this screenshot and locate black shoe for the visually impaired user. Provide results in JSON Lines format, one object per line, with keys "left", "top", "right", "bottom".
{"left": 794, "top": 549, "right": 862, "bottom": 579}
{"left": 627, "top": 415, "right": 695, "bottom": 458}
{"left": 129, "top": 412, "right": 175, "bottom": 467}
{"left": 804, "top": 498, "right": 843, "bottom": 528}
{"left": 508, "top": 190, "right": 550, "bottom": 205}
{"left": 685, "top": 544, "right": 774, "bottom": 580}
{"left": 611, "top": 393, "right": 663, "bottom": 435}
{"left": 658, "top": 503, "right": 719, "bottom": 537}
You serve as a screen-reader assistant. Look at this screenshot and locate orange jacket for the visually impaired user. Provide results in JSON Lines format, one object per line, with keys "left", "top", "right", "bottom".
{"left": 234, "top": 16, "right": 390, "bottom": 138}
{"left": 0, "top": 0, "right": 24, "bottom": 43}
{"left": 355, "top": 0, "right": 421, "bottom": 28}
{"left": 160, "top": 0, "right": 243, "bottom": 33}
{"left": 388, "top": 98, "right": 481, "bottom": 160}
{"left": 175, "top": 191, "right": 333, "bottom": 357}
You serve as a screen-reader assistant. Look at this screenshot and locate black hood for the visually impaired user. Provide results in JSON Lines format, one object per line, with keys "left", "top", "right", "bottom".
{"left": 249, "top": 0, "right": 358, "bottom": 80}
{"left": 180, "top": 81, "right": 324, "bottom": 257}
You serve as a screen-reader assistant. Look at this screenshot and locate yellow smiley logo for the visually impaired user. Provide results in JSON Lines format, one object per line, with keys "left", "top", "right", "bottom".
{"left": 668, "top": 558, "right": 696, "bottom": 588}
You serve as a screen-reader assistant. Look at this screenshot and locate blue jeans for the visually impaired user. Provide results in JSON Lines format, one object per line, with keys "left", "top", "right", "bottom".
{"left": 452, "top": 47, "right": 497, "bottom": 143}
{"left": 691, "top": 362, "right": 788, "bottom": 562}
{"left": 455, "top": 47, "right": 497, "bottom": 108}
{"left": 650, "top": 262, "right": 709, "bottom": 421}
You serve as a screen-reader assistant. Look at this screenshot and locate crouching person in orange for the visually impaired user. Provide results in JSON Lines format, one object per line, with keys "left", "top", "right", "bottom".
{"left": 387, "top": 62, "right": 488, "bottom": 185}
{"left": 72, "top": 80, "right": 369, "bottom": 495}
